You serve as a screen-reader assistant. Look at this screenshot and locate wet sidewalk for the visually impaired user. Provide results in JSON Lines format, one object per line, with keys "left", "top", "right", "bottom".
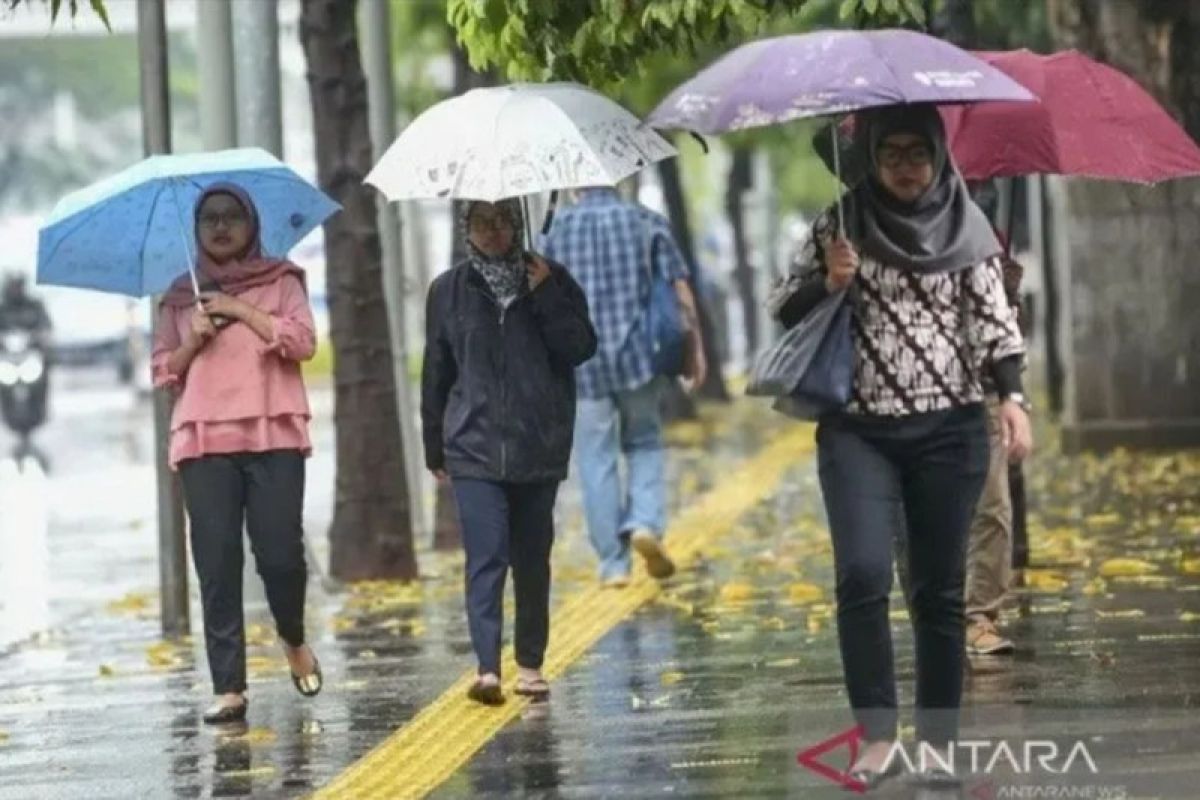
{"left": 1, "top": 395, "right": 1199, "bottom": 799}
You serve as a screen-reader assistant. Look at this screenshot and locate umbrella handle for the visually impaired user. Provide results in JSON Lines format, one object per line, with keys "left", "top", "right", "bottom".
{"left": 831, "top": 124, "right": 845, "bottom": 237}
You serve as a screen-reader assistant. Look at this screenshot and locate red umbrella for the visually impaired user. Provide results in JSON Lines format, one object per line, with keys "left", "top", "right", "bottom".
{"left": 941, "top": 49, "right": 1200, "bottom": 183}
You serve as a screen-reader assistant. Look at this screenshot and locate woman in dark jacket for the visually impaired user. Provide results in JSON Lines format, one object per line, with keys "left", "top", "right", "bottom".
{"left": 422, "top": 198, "right": 597, "bottom": 705}
{"left": 769, "top": 105, "right": 1032, "bottom": 788}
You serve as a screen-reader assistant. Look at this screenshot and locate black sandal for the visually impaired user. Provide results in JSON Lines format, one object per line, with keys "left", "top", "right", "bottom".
{"left": 290, "top": 648, "right": 323, "bottom": 698}
{"left": 467, "top": 679, "right": 505, "bottom": 706}
{"left": 848, "top": 759, "right": 903, "bottom": 792}
{"left": 514, "top": 677, "right": 551, "bottom": 700}
{"left": 203, "top": 698, "right": 248, "bottom": 725}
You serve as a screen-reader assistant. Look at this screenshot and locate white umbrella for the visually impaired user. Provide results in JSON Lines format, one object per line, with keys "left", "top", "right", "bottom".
{"left": 365, "top": 82, "right": 678, "bottom": 203}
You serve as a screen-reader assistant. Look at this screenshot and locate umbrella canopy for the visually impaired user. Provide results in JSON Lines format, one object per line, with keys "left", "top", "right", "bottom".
{"left": 647, "top": 28, "right": 1035, "bottom": 134}
{"left": 37, "top": 148, "right": 339, "bottom": 298}
{"left": 366, "top": 82, "right": 677, "bottom": 202}
{"left": 941, "top": 49, "right": 1200, "bottom": 183}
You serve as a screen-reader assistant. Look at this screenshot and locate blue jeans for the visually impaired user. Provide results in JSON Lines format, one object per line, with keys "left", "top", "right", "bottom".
{"left": 574, "top": 378, "right": 667, "bottom": 580}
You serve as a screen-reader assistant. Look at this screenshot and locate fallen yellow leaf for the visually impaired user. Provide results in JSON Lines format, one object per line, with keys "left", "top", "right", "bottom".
{"left": 1173, "top": 514, "right": 1200, "bottom": 530}
{"left": 660, "top": 671, "right": 685, "bottom": 686}
{"left": 216, "top": 765, "right": 276, "bottom": 780}
{"left": 246, "top": 656, "right": 286, "bottom": 675}
{"left": 241, "top": 727, "right": 277, "bottom": 745}
{"left": 1180, "top": 612, "right": 1200, "bottom": 623}
{"left": 245, "top": 624, "right": 274, "bottom": 647}
{"left": 806, "top": 617, "right": 823, "bottom": 634}
{"left": 766, "top": 658, "right": 800, "bottom": 669}
{"left": 1095, "top": 609, "right": 1145, "bottom": 619}
{"left": 358, "top": 649, "right": 378, "bottom": 660}
{"left": 1108, "top": 574, "right": 1173, "bottom": 589}
{"left": 1098, "top": 558, "right": 1158, "bottom": 578}
{"left": 0, "top": 730, "right": 9, "bottom": 745}
{"left": 1086, "top": 512, "right": 1122, "bottom": 527}
{"left": 786, "top": 582, "right": 824, "bottom": 605}
{"left": 105, "top": 592, "right": 153, "bottom": 616}
{"left": 1180, "top": 558, "right": 1200, "bottom": 576}
{"left": 1024, "top": 570, "right": 1069, "bottom": 592}
{"left": 1081, "top": 577, "right": 1108, "bottom": 596}
{"left": 98, "top": 664, "right": 116, "bottom": 678}
{"left": 145, "top": 641, "right": 185, "bottom": 669}
{"left": 718, "top": 583, "right": 755, "bottom": 603}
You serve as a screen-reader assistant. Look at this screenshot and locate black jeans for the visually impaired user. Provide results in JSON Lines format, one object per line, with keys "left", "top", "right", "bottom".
{"left": 451, "top": 479, "right": 558, "bottom": 677}
{"left": 817, "top": 405, "right": 988, "bottom": 745}
{"left": 179, "top": 450, "right": 308, "bottom": 694}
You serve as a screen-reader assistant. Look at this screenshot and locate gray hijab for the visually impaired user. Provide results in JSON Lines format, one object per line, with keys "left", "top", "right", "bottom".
{"left": 845, "top": 104, "right": 1000, "bottom": 275}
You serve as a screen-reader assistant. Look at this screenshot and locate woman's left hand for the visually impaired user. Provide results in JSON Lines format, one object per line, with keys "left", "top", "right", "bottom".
{"left": 999, "top": 400, "right": 1033, "bottom": 463}
{"left": 199, "top": 292, "right": 248, "bottom": 320}
{"left": 526, "top": 254, "right": 552, "bottom": 290}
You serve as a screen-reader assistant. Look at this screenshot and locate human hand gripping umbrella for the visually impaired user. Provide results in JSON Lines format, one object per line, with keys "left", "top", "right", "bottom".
{"left": 37, "top": 147, "right": 340, "bottom": 299}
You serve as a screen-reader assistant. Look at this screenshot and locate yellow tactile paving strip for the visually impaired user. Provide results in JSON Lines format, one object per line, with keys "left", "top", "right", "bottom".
{"left": 312, "top": 422, "right": 815, "bottom": 800}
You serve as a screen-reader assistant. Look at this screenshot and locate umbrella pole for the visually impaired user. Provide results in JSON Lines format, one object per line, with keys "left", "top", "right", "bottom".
{"left": 521, "top": 195, "right": 535, "bottom": 250}
{"left": 831, "top": 124, "right": 845, "bottom": 237}
{"left": 168, "top": 180, "right": 203, "bottom": 300}
{"left": 1005, "top": 176, "right": 1017, "bottom": 256}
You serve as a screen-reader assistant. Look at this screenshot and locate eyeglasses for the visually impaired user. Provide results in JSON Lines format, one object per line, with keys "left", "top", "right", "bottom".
{"left": 198, "top": 210, "right": 249, "bottom": 229}
{"left": 469, "top": 214, "right": 515, "bottom": 234}
{"left": 877, "top": 144, "right": 934, "bottom": 169}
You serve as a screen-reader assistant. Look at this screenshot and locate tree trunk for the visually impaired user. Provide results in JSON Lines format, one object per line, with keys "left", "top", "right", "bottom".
{"left": 1048, "top": 0, "right": 1200, "bottom": 449}
{"left": 657, "top": 156, "right": 731, "bottom": 406}
{"left": 299, "top": 0, "right": 416, "bottom": 579}
{"left": 725, "top": 146, "right": 759, "bottom": 359}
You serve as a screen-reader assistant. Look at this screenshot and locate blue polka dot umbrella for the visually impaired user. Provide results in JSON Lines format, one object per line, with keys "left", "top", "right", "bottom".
{"left": 36, "top": 147, "right": 340, "bottom": 298}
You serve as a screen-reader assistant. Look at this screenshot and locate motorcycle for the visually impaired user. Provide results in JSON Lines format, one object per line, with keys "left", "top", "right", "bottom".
{"left": 0, "top": 329, "right": 49, "bottom": 451}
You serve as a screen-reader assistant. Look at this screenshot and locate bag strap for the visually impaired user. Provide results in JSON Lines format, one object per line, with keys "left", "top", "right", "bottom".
{"left": 958, "top": 267, "right": 976, "bottom": 385}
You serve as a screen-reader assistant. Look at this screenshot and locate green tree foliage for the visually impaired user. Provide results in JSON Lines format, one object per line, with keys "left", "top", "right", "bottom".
{"left": 448, "top": 0, "right": 925, "bottom": 89}
{"left": 4, "top": 0, "right": 109, "bottom": 29}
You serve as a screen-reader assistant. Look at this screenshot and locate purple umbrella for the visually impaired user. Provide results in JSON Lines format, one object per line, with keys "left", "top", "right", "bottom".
{"left": 648, "top": 29, "right": 1035, "bottom": 135}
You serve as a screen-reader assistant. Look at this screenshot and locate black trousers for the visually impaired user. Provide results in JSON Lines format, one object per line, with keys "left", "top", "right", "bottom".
{"left": 817, "top": 405, "right": 988, "bottom": 745}
{"left": 179, "top": 450, "right": 308, "bottom": 694}
{"left": 451, "top": 479, "right": 558, "bottom": 677}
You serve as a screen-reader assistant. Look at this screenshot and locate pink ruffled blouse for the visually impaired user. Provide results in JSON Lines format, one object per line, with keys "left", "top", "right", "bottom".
{"left": 151, "top": 274, "right": 315, "bottom": 469}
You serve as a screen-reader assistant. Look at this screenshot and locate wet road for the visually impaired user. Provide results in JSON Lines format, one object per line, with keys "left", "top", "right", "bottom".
{"left": 0, "top": 381, "right": 1198, "bottom": 798}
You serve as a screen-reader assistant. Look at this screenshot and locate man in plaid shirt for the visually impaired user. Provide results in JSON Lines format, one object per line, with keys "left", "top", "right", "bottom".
{"left": 541, "top": 187, "right": 706, "bottom": 585}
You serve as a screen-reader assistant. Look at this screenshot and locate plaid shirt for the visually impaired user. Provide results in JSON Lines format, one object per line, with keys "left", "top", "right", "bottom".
{"left": 540, "top": 188, "right": 689, "bottom": 398}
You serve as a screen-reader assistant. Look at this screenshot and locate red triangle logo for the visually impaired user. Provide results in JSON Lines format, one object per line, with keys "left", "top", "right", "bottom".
{"left": 796, "top": 725, "right": 868, "bottom": 793}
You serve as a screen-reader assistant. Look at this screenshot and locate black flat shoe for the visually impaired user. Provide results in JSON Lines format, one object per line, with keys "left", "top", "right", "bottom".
{"left": 291, "top": 655, "right": 323, "bottom": 698}
{"left": 203, "top": 698, "right": 248, "bottom": 725}
{"left": 466, "top": 679, "right": 505, "bottom": 706}
{"left": 915, "top": 765, "right": 962, "bottom": 788}
{"left": 848, "top": 759, "right": 904, "bottom": 792}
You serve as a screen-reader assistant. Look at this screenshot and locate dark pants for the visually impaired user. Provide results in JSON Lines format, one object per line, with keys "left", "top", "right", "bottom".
{"left": 451, "top": 479, "right": 558, "bottom": 677}
{"left": 179, "top": 450, "right": 308, "bottom": 694}
{"left": 817, "top": 405, "right": 988, "bottom": 745}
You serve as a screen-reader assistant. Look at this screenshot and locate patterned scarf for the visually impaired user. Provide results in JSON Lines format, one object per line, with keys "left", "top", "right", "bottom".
{"left": 461, "top": 199, "right": 527, "bottom": 309}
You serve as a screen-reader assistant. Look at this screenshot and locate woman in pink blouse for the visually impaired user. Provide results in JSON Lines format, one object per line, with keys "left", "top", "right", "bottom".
{"left": 152, "top": 182, "right": 322, "bottom": 724}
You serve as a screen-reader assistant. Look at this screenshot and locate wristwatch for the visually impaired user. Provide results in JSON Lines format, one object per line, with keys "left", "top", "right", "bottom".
{"left": 1002, "top": 392, "right": 1033, "bottom": 413}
